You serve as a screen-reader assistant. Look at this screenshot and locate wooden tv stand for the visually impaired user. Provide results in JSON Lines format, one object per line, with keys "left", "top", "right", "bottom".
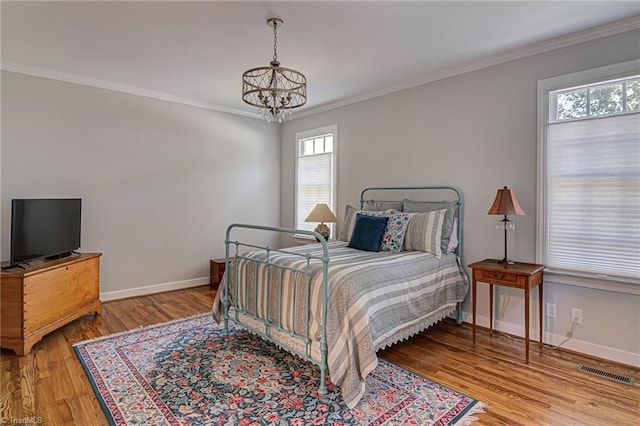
{"left": 1, "top": 253, "right": 102, "bottom": 356}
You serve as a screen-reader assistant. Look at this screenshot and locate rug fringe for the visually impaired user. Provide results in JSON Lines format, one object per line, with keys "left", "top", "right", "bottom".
{"left": 453, "top": 402, "right": 489, "bottom": 426}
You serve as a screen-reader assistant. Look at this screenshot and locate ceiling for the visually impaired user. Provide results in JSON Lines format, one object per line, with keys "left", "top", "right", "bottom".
{"left": 2, "top": 1, "right": 639, "bottom": 119}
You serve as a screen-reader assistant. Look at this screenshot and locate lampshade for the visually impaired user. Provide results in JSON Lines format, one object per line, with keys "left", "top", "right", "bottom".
{"left": 488, "top": 186, "right": 525, "bottom": 216}
{"left": 242, "top": 18, "right": 307, "bottom": 123}
{"left": 305, "top": 204, "right": 337, "bottom": 224}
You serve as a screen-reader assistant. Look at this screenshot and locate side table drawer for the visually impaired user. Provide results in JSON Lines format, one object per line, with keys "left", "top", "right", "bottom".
{"left": 479, "top": 269, "right": 518, "bottom": 284}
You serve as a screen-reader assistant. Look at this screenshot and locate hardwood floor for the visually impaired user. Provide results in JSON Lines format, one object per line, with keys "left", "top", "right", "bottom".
{"left": 1, "top": 286, "right": 638, "bottom": 425}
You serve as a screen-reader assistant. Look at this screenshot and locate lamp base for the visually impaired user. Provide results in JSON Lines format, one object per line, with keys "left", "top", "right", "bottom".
{"left": 498, "top": 216, "right": 514, "bottom": 264}
{"left": 314, "top": 223, "right": 330, "bottom": 241}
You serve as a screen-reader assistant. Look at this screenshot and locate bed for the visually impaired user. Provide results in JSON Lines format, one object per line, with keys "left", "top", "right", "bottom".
{"left": 211, "top": 186, "right": 470, "bottom": 408}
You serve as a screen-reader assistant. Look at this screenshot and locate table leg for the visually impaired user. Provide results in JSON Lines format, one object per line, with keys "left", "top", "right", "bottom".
{"left": 539, "top": 280, "right": 543, "bottom": 348}
{"left": 525, "top": 284, "right": 530, "bottom": 363}
{"left": 489, "top": 283, "right": 494, "bottom": 337}
{"left": 472, "top": 276, "right": 477, "bottom": 346}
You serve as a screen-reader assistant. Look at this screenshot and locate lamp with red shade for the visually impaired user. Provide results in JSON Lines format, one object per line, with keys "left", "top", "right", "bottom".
{"left": 487, "top": 186, "right": 525, "bottom": 264}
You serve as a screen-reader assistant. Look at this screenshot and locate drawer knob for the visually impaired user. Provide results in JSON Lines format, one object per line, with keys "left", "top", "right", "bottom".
{"left": 492, "top": 272, "right": 506, "bottom": 280}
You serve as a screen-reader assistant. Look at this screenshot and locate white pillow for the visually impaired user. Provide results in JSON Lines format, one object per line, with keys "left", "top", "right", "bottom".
{"left": 448, "top": 217, "right": 459, "bottom": 253}
{"left": 338, "top": 205, "right": 361, "bottom": 242}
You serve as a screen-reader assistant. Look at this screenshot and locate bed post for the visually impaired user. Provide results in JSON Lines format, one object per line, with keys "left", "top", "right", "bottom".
{"left": 456, "top": 188, "right": 464, "bottom": 325}
{"left": 318, "top": 241, "right": 330, "bottom": 395}
{"left": 456, "top": 303, "right": 463, "bottom": 324}
{"left": 223, "top": 225, "right": 233, "bottom": 334}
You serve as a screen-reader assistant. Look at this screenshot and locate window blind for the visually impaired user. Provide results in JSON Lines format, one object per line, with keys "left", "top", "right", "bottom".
{"left": 546, "top": 113, "right": 640, "bottom": 280}
{"left": 296, "top": 153, "right": 333, "bottom": 233}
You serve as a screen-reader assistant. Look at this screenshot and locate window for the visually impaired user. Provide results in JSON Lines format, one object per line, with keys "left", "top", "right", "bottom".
{"left": 295, "top": 125, "right": 337, "bottom": 236}
{"left": 537, "top": 60, "right": 640, "bottom": 289}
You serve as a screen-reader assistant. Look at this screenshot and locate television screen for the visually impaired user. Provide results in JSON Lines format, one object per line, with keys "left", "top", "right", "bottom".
{"left": 10, "top": 198, "right": 82, "bottom": 265}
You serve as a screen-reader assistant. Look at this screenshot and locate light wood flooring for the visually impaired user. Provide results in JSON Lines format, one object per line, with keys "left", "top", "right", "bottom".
{"left": 1, "top": 286, "right": 638, "bottom": 425}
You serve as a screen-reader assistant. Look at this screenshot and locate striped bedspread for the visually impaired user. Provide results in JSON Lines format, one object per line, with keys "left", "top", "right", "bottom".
{"left": 212, "top": 241, "right": 469, "bottom": 408}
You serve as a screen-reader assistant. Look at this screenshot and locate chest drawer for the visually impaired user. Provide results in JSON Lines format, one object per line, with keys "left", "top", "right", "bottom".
{"left": 479, "top": 269, "right": 518, "bottom": 283}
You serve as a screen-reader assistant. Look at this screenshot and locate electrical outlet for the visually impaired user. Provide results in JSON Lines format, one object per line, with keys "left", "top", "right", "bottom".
{"left": 571, "top": 308, "right": 583, "bottom": 324}
{"left": 545, "top": 303, "right": 556, "bottom": 318}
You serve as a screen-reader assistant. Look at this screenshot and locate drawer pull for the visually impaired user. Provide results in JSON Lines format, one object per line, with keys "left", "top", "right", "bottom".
{"left": 480, "top": 269, "right": 517, "bottom": 283}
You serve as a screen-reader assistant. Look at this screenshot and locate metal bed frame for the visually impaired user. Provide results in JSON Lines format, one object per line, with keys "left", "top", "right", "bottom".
{"left": 222, "top": 186, "right": 464, "bottom": 396}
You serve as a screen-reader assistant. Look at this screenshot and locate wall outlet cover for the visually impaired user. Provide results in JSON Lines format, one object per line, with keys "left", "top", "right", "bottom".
{"left": 571, "top": 308, "right": 583, "bottom": 324}
{"left": 546, "top": 303, "right": 557, "bottom": 318}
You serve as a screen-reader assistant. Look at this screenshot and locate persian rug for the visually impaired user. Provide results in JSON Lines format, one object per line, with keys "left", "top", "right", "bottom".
{"left": 74, "top": 314, "right": 486, "bottom": 425}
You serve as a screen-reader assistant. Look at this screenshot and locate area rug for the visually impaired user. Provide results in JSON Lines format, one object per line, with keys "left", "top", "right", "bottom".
{"left": 74, "top": 313, "right": 486, "bottom": 425}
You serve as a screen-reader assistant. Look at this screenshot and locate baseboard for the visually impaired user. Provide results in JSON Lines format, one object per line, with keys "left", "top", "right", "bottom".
{"left": 100, "top": 277, "right": 210, "bottom": 302}
{"left": 461, "top": 312, "right": 640, "bottom": 368}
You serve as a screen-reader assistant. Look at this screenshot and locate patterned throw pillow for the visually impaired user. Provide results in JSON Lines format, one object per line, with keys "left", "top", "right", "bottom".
{"left": 378, "top": 213, "right": 411, "bottom": 252}
{"left": 403, "top": 209, "right": 447, "bottom": 258}
{"left": 351, "top": 210, "right": 410, "bottom": 252}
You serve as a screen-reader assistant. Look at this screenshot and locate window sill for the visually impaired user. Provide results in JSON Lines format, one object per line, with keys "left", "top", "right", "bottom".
{"left": 544, "top": 269, "right": 640, "bottom": 295}
{"left": 293, "top": 235, "right": 317, "bottom": 245}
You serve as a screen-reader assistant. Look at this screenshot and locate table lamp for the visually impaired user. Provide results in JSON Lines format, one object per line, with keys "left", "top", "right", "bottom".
{"left": 488, "top": 186, "right": 525, "bottom": 264}
{"left": 305, "top": 203, "right": 337, "bottom": 241}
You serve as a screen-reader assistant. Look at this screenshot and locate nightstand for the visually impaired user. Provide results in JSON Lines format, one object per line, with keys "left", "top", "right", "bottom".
{"left": 210, "top": 257, "right": 234, "bottom": 290}
{"left": 468, "top": 259, "right": 545, "bottom": 363}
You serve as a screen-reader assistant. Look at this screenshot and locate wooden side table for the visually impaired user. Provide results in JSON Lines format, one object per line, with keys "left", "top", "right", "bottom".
{"left": 468, "top": 259, "right": 545, "bottom": 363}
{"left": 210, "top": 257, "right": 234, "bottom": 290}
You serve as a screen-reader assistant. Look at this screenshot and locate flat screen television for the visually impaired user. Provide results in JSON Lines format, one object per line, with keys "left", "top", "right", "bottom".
{"left": 10, "top": 198, "right": 82, "bottom": 266}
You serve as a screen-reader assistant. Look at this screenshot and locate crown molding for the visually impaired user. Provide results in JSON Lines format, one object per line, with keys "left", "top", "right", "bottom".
{"left": 0, "top": 62, "right": 260, "bottom": 119}
{"left": 2, "top": 15, "right": 638, "bottom": 123}
{"left": 291, "top": 15, "right": 640, "bottom": 120}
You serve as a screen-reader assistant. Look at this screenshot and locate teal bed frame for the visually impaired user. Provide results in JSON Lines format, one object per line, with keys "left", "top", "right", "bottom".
{"left": 222, "top": 186, "right": 464, "bottom": 396}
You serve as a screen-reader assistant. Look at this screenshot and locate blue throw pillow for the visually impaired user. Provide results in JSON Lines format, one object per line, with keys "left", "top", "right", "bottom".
{"left": 347, "top": 214, "right": 389, "bottom": 252}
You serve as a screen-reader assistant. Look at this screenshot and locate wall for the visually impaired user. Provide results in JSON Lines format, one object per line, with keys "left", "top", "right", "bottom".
{"left": 280, "top": 29, "right": 640, "bottom": 366}
{"left": 1, "top": 71, "right": 281, "bottom": 299}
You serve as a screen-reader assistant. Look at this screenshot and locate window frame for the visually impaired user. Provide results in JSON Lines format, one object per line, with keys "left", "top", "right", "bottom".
{"left": 536, "top": 59, "right": 640, "bottom": 295}
{"left": 294, "top": 124, "right": 338, "bottom": 240}
{"left": 550, "top": 77, "right": 638, "bottom": 123}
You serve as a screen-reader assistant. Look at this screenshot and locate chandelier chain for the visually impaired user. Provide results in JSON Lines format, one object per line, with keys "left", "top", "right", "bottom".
{"left": 272, "top": 22, "right": 278, "bottom": 62}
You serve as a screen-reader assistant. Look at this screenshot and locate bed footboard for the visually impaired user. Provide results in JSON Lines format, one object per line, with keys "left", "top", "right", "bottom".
{"left": 222, "top": 224, "right": 331, "bottom": 395}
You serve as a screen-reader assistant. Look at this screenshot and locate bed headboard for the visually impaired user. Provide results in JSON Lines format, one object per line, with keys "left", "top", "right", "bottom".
{"left": 359, "top": 186, "right": 464, "bottom": 258}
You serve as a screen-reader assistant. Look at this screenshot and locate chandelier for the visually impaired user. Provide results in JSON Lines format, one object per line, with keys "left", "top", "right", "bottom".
{"left": 242, "top": 18, "right": 307, "bottom": 123}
